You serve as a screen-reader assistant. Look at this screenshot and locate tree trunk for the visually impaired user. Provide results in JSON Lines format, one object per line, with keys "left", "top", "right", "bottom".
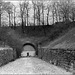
{"left": 25, "top": 17, "right": 26, "bottom": 26}
{"left": 55, "top": 11, "right": 58, "bottom": 22}
{"left": 37, "top": 9, "right": 38, "bottom": 25}
{"left": 21, "top": 16, "right": 24, "bottom": 33}
{"left": 14, "top": 8, "right": 16, "bottom": 29}
{"left": 27, "top": 9, "right": 28, "bottom": 26}
{"left": 34, "top": 7, "right": 35, "bottom": 26}
{"left": 42, "top": 6, "right": 44, "bottom": 25}
{"left": 37, "top": 14, "right": 38, "bottom": 25}
{"left": 9, "top": 13, "right": 11, "bottom": 27}
{"left": 39, "top": 10, "right": 40, "bottom": 25}
{"left": 47, "top": 13, "right": 48, "bottom": 25}
{"left": 58, "top": 12, "right": 61, "bottom": 22}
{"left": 52, "top": 11, "right": 55, "bottom": 24}
{"left": 55, "top": 3, "right": 58, "bottom": 23}
{"left": 0, "top": 14, "right": 1, "bottom": 27}
{"left": 47, "top": 9, "right": 49, "bottom": 25}
{"left": 14, "top": 18, "right": 16, "bottom": 28}
{"left": 38, "top": 7, "right": 40, "bottom": 25}
{"left": 43, "top": 11, "right": 44, "bottom": 25}
{"left": 14, "top": 15, "right": 16, "bottom": 29}
{"left": 33, "top": 7, "right": 36, "bottom": 30}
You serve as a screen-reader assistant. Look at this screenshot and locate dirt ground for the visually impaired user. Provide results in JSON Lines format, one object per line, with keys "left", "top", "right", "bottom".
{"left": 0, "top": 57, "right": 72, "bottom": 74}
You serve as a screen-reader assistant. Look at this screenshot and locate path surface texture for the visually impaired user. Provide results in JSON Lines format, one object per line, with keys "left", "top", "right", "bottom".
{"left": 0, "top": 57, "right": 72, "bottom": 74}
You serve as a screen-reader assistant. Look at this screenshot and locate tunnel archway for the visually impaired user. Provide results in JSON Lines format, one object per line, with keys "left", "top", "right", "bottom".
{"left": 23, "top": 43, "right": 36, "bottom": 50}
{"left": 21, "top": 43, "right": 37, "bottom": 57}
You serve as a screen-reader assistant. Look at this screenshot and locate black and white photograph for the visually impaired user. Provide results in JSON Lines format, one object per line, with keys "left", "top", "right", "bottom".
{"left": 0, "top": 0, "right": 74, "bottom": 74}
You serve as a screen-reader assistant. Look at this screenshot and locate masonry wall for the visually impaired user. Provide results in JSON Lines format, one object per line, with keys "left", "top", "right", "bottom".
{"left": 38, "top": 47, "right": 75, "bottom": 72}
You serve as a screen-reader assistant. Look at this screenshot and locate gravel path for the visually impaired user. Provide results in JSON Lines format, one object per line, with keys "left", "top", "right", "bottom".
{"left": 0, "top": 57, "right": 72, "bottom": 74}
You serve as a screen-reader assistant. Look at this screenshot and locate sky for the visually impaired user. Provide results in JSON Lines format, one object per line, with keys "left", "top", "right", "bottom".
{"left": 4, "top": 1, "right": 19, "bottom": 5}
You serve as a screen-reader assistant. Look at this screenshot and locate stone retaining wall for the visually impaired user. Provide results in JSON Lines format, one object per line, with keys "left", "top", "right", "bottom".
{"left": 38, "top": 47, "right": 75, "bottom": 72}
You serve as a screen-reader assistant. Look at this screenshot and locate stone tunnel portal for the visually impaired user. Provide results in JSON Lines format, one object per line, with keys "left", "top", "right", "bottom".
{"left": 21, "top": 43, "right": 38, "bottom": 57}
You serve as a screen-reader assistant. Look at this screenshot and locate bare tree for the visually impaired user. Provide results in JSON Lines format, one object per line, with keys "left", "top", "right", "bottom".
{"left": 32, "top": 1, "right": 45, "bottom": 26}
{"left": 20, "top": 1, "right": 30, "bottom": 27}
{"left": 58, "top": 0, "right": 72, "bottom": 22}
{"left": 35, "top": 1, "right": 42, "bottom": 25}
{"left": 4, "top": 2, "right": 13, "bottom": 26}
{"left": 57, "top": 2, "right": 62, "bottom": 22}
{"left": 52, "top": 3, "right": 55, "bottom": 24}
{"left": 54, "top": 2, "right": 59, "bottom": 22}
{"left": 25, "top": 1, "right": 30, "bottom": 26}
{"left": 19, "top": 2, "right": 26, "bottom": 32}
{"left": 46, "top": 2, "right": 51, "bottom": 25}
{"left": 41, "top": 1, "right": 45, "bottom": 25}
{"left": 51, "top": 0, "right": 59, "bottom": 24}
{"left": 13, "top": 5, "right": 16, "bottom": 28}
{"left": 32, "top": 1, "right": 37, "bottom": 26}
{"left": 0, "top": 0, "right": 4, "bottom": 27}
{"left": 70, "top": 2, "right": 75, "bottom": 22}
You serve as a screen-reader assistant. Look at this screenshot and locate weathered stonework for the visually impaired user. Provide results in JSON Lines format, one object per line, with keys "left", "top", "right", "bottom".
{"left": 38, "top": 47, "right": 75, "bottom": 72}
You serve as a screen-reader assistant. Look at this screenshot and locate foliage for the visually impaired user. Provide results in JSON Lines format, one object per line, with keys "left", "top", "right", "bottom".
{"left": 0, "top": 0, "right": 75, "bottom": 26}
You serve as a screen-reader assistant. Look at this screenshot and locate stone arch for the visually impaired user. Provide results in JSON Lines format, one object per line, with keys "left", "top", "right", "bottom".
{"left": 21, "top": 43, "right": 38, "bottom": 57}
{"left": 23, "top": 43, "right": 36, "bottom": 50}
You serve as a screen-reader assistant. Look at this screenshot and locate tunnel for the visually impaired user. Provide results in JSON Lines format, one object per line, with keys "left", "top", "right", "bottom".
{"left": 21, "top": 43, "right": 38, "bottom": 57}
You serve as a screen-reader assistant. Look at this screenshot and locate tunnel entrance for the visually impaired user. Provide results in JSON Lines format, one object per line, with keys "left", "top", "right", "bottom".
{"left": 27, "top": 52, "right": 29, "bottom": 56}
{"left": 21, "top": 43, "right": 36, "bottom": 57}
